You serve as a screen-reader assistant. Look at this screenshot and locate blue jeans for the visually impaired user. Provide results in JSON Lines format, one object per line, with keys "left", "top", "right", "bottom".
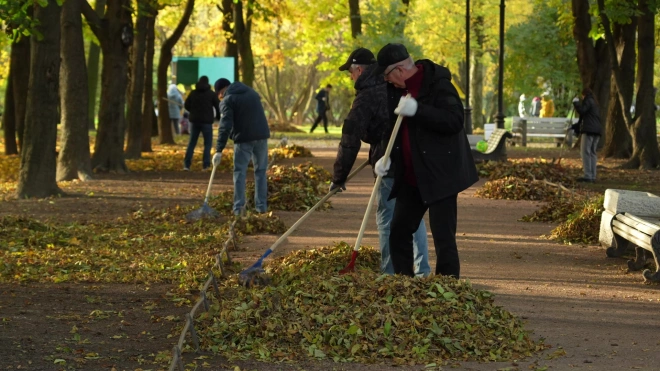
{"left": 184, "top": 122, "right": 213, "bottom": 169}
{"left": 233, "top": 139, "right": 269, "bottom": 215}
{"left": 376, "top": 176, "right": 431, "bottom": 277}
{"left": 580, "top": 134, "right": 599, "bottom": 180}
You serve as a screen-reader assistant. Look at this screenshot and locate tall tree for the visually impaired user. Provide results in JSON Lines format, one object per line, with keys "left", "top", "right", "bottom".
{"left": 234, "top": 0, "right": 255, "bottom": 86}
{"left": 86, "top": 0, "right": 106, "bottom": 131}
{"left": 17, "top": 0, "right": 62, "bottom": 198}
{"left": 157, "top": 0, "right": 195, "bottom": 145}
{"left": 2, "top": 69, "right": 17, "bottom": 155}
{"left": 348, "top": 0, "right": 361, "bottom": 38}
{"left": 219, "top": 0, "right": 239, "bottom": 79}
{"left": 58, "top": 0, "right": 93, "bottom": 181}
{"left": 602, "top": 15, "right": 635, "bottom": 159}
{"left": 11, "top": 36, "right": 30, "bottom": 152}
{"left": 470, "top": 12, "right": 485, "bottom": 129}
{"left": 82, "top": 0, "right": 134, "bottom": 173}
{"left": 125, "top": 0, "right": 150, "bottom": 159}
{"left": 572, "top": 0, "right": 610, "bottom": 120}
{"left": 598, "top": 0, "right": 660, "bottom": 169}
{"left": 141, "top": 2, "right": 157, "bottom": 152}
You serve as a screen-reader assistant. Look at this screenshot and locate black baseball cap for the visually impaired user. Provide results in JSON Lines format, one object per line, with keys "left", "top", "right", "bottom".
{"left": 372, "top": 43, "right": 410, "bottom": 76}
{"left": 338, "top": 47, "right": 376, "bottom": 71}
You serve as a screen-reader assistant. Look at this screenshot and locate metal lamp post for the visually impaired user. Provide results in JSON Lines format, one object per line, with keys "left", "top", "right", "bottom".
{"left": 464, "top": 0, "right": 472, "bottom": 134}
{"left": 495, "top": 0, "right": 506, "bottom": 129}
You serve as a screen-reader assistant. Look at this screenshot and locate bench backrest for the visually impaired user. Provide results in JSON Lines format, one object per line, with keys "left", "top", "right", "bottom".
{"left": 512, "top": 117, "right": 578, "bottom": 134}
{"left": 484, "top": 128, "right": 509, "bottom": 154}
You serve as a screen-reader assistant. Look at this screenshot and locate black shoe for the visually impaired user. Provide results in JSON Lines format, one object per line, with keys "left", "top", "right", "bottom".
{"left": 577, "top": 177, "right": 595, "bottom": 183}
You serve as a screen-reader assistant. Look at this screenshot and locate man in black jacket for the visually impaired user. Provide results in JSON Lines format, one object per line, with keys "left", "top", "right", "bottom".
{"left": 183, "top": 76, "right": 220, "bottom": 170}
{"left": 330, "top": 47, "right": 431, "bottom": 277}
{"left": 572, "top": 88, "right": 602, "bottom": 183}
{"left": 310, "top": 84, "right": 332, "bottom": 133}
{"left": 372, "top": 43, "right": 478, "bottom": 278}
{"left": 214, "top": 78, "right": 271, "bottom": 215}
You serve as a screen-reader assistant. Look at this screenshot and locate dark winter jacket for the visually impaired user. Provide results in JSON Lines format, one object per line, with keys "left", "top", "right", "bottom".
{"left": 315, "top": 89, "right": 329, "bottom": 113}
{"left": 332, "top": 64, "right": 389, "bottom": 185}
{"left": 184, "top": 81, "right": 220, "bottom": 124}
{"left": 572, "top": 93, "right": 602, "bottom": 136}
{"left": 216, "top": 82, "right": 271, "bottom": 152}
{"left": 386, "top": 59, "right": 478, "bottom": 205}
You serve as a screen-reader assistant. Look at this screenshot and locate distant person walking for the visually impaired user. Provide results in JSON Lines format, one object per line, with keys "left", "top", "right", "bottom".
{"left": 183, "top": 76, "right": 220, "bottom": 171}
{"left": 310, "top": 84, "right": 333, "bottom": 133}
{"left": 214, "top": 78, "right": 271, "bottom": 215}
{"left": 167, "top": 84, "right": 184, "bottom": 134}
{"left": 531, "top": 96, "right": 541, "bottom": 117}
{"left": 518, "top": 94, "right": 527, "bottom": 117}
{"left": 572, "top": 88, "right": 602, "bottom": 183}
{"left": 540, "top": 93, "right": 555, "bottom": 118}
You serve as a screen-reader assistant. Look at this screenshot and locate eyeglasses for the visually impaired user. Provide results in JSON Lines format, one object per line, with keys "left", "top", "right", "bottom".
{"left": 383, "top": 66, "right": 399, "bottom": 78}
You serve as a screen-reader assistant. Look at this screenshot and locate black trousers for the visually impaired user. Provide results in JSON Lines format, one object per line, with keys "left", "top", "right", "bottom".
{"left": 310, "top": 110, "right": 328, "bottom": 133}
{"left": 390, "top": 182, "right": 459, "bottom": 278}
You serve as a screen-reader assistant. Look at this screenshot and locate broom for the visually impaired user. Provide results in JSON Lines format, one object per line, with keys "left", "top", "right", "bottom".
{"left": 238, "top": 159, "right": 370, "bottom": 287}
{"left": 185, "top": 153, "right": 222, "bottom": 221}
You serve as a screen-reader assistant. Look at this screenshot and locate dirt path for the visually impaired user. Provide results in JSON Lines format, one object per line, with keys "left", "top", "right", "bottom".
{"left": 2, "top": 144, "right": 659, "bottom": 370}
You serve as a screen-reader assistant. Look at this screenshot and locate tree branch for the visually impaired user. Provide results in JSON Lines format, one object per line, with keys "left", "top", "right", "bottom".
{"left": 80, "top": 0, "right": 103, "bottom": 39}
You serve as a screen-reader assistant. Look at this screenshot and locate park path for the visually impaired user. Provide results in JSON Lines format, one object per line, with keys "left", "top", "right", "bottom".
{"left": 235, "top": 146, "right": 660, "bottom": 371}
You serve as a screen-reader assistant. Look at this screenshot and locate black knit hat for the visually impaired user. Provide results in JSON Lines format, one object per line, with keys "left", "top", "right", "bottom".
{"left": 338, "top": 48, "right": 376, "bottom": 71}
{"left": 214, "top": 78, "right": 231, "bottom": 93}
{"left": 372, "top": 43, "right": 410, "bottom": 76}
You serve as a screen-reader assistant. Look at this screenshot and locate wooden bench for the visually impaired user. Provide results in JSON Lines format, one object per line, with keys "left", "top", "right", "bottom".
{"left": 606, "top": 212, "right": 660, "bottom": 282}
{"left": 471, "top": 128, "right": 512, "bottom": 163}
{"left": 511, "top": 117, "right": 578, "bottom": 147}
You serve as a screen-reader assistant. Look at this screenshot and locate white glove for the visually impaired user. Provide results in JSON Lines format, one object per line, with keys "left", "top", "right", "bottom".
{"left": 374, "top": 157, "right": 391, "bottom": 177}
{"left": 394, "top": 96, "right": 418, "bottom": 117}
{"left": 212, "top": 152, "right": 222, "bottom": 167}
{"left": 572, "top": 97, "right": 580, "bottom": 103}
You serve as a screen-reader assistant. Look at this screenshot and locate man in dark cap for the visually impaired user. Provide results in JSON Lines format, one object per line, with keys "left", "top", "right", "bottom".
{"left": 213, "top": 77, "right": 271, "bottom": 215}
{"left": 372, "top": 43, "right": 478, "bottom": 278}
{"left": 330, "top": 47, "right": 431, "bottom": 277}
{"left": 183, "top": 75, "right": 220, "bottom": 170}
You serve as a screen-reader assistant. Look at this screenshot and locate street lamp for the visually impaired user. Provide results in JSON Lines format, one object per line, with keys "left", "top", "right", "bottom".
{"left": 495, "top": 0, "right": 506, "bottom": 129}
{"left": 464, "top": 0, "right": 472, "bottom": 134}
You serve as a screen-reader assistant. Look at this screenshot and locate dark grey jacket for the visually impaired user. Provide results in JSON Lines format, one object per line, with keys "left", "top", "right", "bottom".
{"left": 332, "top": 64, "right": 389, "bottom": 185}
{"left": 573, "top": 93, "right": 602, "bottom": 136}
{"left": 216, "top": 82, "right": 271, "bottom": 152}
{"left": 386, "top": 59, "right": 478, "bottom": 205}
{"left": 184, "top": 81, "right": 220, "bottom": 124}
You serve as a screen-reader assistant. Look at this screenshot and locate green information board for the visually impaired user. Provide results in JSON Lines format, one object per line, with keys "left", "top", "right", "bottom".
{"left": 171, "top": 57, "right": 235, "bottom": 87}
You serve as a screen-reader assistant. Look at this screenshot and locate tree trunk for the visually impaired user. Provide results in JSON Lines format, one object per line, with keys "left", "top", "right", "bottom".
{"left": 220, "top": 0, "right": 239, "bottom": 80}
{"left": 11, "top": 36, "right": 30, "bottom": 152}
{"left": 125, "top": 2, "right": 149, "bottom": 159}
{"left": 348, "top": 0, "right": 361, "bottom": 38}
{"left": 470, "top": 14, "right": 485, "bottom": 129}
{"left": 58, "top": 0, "right": 93, "bottom": 182}
{"left": 157, "top": 0, "right": 195, "bottom": 145}
{"left": 141, "top": 4, "right": 156, "bottom": 152}
{"left": 3, "top": 70, "right": 18, "bottom": 155}
{"left": 86, "top": 0, "right": 105, "bottom": 131}
{"left": 623, "top": 0, "right": 659, "bottom": 169}
{"left": 17, "top": 0, "right": 62, "bottom": 198}
{"left": 234, "top": 0, "right": 255, "bottom": 86}
{"left": 87, "top": 0, "right": 132, "bottom": 173}
{"left": 602, "top": 20, "right": 635, "bottom": 158}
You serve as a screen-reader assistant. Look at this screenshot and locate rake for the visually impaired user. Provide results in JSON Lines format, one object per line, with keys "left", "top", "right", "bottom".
{"left": 185, "top": 153, "right": 222, "bottom": 222}
{"left": 339, "top": 95, "right": 408, "bottom": 274}
{"left": 238, "top": 159, "right": 370, "bottom": 287}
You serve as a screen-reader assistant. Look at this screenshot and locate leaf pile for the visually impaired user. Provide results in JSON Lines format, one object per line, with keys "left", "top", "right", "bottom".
{"left": 548, "top": 195, "right": 604, "bottom": 244}
{"left": 125, "top": 147, "right": 234, "bottom": 172}
{"left": 0, "top": 203, "right": 284, "bottom": 285}
{"left": 210, "top": 162, "right": 332, "bottom": 213}
{"left": 195, "top": 243, "right": 539, "bottom": 365}
{"left": 269, "top": 144, "right": 313, "bottom": 161}
{"left": 477, "top": 158, "right": 577, "bottom": 185}
{"left": 475, "top": 176, "right": 560, "bottom": 201}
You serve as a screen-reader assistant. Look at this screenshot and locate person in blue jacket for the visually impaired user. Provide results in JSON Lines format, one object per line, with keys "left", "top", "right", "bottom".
{"left": 213, "top": 78, "right": 271, "bottom": 215}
